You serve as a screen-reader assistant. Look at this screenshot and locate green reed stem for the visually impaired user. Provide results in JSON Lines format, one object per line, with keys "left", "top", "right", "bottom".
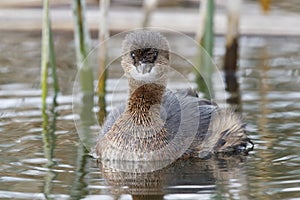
{"left": 72, "top": 0, "right": 94, "bottom": 94}
{"left": 72, "top": 0, "right": 94, "bottom": 96}
{"left": 49, "top": 28, "right": 59, "bottom": 105}
{"left": 72, "top": 0, "right": 94, "bottom": 104}
{"left": 73, "top": 0, "right": 94, "bottom": 125}
{"left": 41, "top": 0, "right": 58, "bottom": 168}
{"left": 41, "top": 0, "right": 50, "bottom": 112}
{"left": 202, "top": 0, "right": 214, "bottom": 57}
{"left": 72, "top": 0, "right": 95, "bottom": 149}
{"left": 97, "top": 0, "right": 110, "bottom": 124}
{"left": 196, "top": 0, "right": 214, "bottom": 99}
{"left": 41, "top": 0, "right": 59, "bottom": 109}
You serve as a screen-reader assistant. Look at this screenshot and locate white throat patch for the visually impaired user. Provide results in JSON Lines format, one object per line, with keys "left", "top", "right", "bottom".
{"left": 129, "top": 64, "right": 160, "bottom": 83}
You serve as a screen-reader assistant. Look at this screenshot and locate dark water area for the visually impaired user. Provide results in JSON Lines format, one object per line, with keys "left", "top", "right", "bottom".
{"left": 0, "top": 30, "right": 299, "bottom": 200}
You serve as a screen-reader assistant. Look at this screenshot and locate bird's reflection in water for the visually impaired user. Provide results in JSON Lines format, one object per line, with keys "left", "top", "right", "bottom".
{"left": 97, "top": 155, "right": 249, "bottom": 199}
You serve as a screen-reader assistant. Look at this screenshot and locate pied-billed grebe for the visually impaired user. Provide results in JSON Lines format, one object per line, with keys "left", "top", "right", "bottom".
{"left": 94, "top": 30, "right": 253, "bottom": 161}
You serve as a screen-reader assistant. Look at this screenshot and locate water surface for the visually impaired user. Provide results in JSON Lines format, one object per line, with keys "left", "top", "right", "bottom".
{"left": 0, "top": 30, "right": 299, "bottom": 199}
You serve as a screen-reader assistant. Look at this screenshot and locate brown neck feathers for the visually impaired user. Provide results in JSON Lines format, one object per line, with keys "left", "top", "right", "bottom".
{"left": 126, "top": 81, "right": 165, "bottom": 115}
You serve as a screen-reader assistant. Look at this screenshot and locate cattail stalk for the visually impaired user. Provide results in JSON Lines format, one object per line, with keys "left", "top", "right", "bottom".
{"left": 224, "top": 0, "right": 241, "bottom": 74}
{"left": 224, "top": 0, "right": 242, "bottom": 107}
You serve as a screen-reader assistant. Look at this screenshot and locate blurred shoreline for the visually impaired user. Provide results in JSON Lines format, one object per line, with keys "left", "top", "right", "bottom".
{"left": 1, "top": 0, "right": 300, "bottom": 36}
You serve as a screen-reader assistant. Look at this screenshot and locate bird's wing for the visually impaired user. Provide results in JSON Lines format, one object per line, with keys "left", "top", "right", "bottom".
{"left": 101, "top": 104, "right": 126, "bottom": 135}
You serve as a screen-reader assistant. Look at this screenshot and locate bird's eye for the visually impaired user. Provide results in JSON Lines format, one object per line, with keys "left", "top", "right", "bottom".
{"left": 130, "top": 52, "right": 135, "bottom": 59}
{"left": 153, "top": 50, "right": 158, "bottom": 60}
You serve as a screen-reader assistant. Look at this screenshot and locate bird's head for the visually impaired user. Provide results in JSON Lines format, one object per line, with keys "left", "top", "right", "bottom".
{"left": 121, "top": 30, "right": 170, "bottom": 83}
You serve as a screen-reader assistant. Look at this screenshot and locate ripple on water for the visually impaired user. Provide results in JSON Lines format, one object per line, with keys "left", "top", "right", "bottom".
{"left": 0, "top": 191, "right": 69, "bottom": 200}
